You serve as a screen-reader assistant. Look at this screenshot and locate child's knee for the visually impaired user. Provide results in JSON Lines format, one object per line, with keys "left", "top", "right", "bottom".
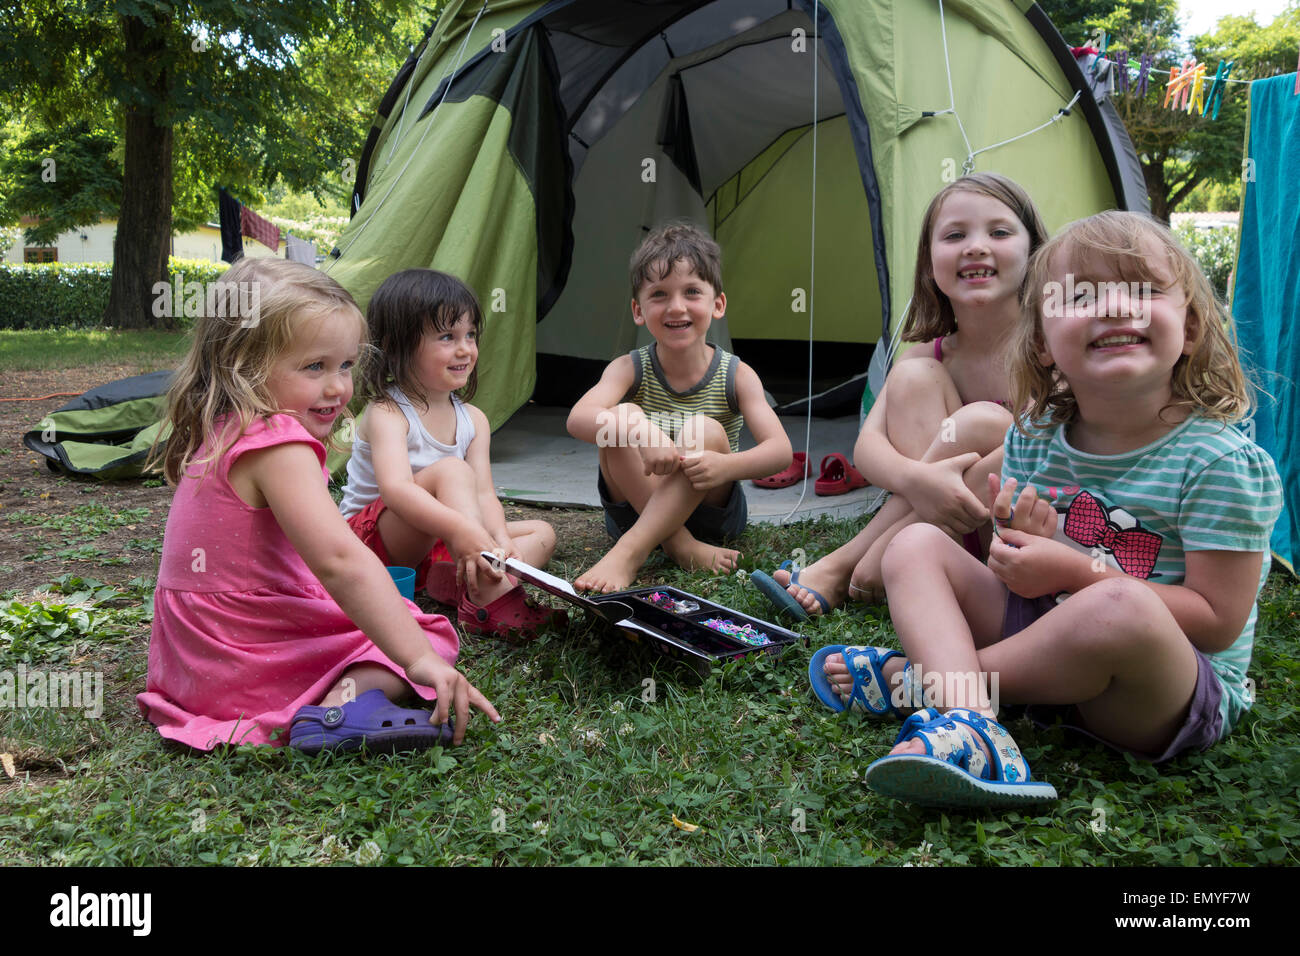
{"left": 677, "top": 414, "right": 729, "bottom": 455}
{"left": 417, "top": 455, "right": 475, "bottom": 490}
{"left": 881, "top": 523, "right": 951, "bottom": 583}
{"left": 1067, "top": 578, "right": 1175, "bottom": 649}
{"left": 887, "top": 358, "right": 951, "bottom": 406}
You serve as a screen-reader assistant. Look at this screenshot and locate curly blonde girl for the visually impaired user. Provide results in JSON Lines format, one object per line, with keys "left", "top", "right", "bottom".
{"left": 1012, "top": 210, "right": 1251, "bottom": 433}
{"left": 158, "top": 257, "right": 365, "bottom": 485}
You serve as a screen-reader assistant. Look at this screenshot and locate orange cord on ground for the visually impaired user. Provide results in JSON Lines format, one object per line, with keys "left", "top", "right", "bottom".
{"left": 0, "top": 392, "right": 83, "bottom": 402}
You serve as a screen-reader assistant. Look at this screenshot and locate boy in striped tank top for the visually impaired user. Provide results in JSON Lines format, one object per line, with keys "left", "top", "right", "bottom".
{"left": 567, "top": 223, "right": 792, "bottom": 592}
{"left": 825, "top": 212, "right": 1281, "bottom": 809}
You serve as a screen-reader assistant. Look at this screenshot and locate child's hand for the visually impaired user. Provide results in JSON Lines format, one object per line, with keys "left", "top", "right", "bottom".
{"left": 679, "top": 450, "right": 729, "bottom": 491}
{"left": 908, "top": 453, "right": 987, "bottom": 535}
{"left": 404, "top": 652, "right": 501, "bottom": 745}
{"left": 988, "top": 476, "right": 1058, "bottom": 538}
{"left": 446, "top": 522, "right": 506, "bottom": 593}
{"left": 987, "top": 530, "right": 1085, "bottom": 598}
{"left": 637, "top": 437, "right": 679, "bottom": 477}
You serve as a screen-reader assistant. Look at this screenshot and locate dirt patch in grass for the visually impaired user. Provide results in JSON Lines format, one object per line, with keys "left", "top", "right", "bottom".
{"left": 1, "top": 365, "right": 612, "bottom": 599}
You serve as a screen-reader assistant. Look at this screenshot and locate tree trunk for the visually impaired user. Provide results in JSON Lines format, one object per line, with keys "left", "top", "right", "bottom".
{"left": 1142, "top": 157, "right": 1170, "bottom": 223}
{"left": 105, "top": 15, "right": 173, "bottom": 330}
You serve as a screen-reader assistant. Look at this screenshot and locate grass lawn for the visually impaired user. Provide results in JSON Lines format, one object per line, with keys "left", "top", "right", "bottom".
{"left": 1, "top": 332, "right": 1297, "bottom": 866}
{"left": 0, "top": 328, "right": 190, "bottom": 371}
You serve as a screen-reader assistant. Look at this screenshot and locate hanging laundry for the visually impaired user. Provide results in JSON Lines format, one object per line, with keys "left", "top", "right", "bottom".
{"left": 240, "top": 205, "right": 281, "bottom": 253}
{"left": 218, "top": 188, "right": 244, "bottom": 263}
{"left": 1233, "top": 73, "right": 1300, "bottom": 571}
{"left": 286, "top": 235, "right": 317, "bottom": 266}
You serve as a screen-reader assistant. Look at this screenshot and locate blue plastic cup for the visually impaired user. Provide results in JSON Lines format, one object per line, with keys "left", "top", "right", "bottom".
{"left": 387, "top": 566, "right": 416, "bottom": 601}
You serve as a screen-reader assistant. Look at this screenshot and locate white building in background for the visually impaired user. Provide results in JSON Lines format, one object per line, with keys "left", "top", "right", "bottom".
{"left": 2, "top": 218, "right": 286, "bottom": 264}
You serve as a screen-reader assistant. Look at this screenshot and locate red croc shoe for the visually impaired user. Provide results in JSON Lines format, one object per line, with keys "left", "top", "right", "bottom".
{"left": 752, "top": 451, "right": 812, "bottom": 489}
{"left": 459, "top": 584, "right": 568, "bottom": 641}
{"left": 814, "top": 452, "right": 869, "bottom": 496}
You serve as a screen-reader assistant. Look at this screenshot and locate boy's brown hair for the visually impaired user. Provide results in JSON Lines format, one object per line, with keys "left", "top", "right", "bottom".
{"left": 629, "top": 221, "right": 723, "bottom": 299}
{"left": 1012, "top": 210, "right": 1252, "bottom": 432}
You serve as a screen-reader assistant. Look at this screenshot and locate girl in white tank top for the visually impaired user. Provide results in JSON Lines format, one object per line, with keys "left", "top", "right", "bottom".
{"left": 342, "top": 269, "right": 562, "bottom": 638}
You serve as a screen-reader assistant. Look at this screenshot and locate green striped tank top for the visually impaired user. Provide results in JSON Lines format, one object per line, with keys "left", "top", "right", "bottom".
{"left": 625, "top": 343, "right": 743, "bottom": 452}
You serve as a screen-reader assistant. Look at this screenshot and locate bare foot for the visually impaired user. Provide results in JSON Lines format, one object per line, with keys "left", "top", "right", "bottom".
{"left": 467, "top": 572, "right": 515, "bottom": 608}
{"left": 821, "top": 652, "right": 905, "bottom": 707}
{"left": 664, "top": 538, "right": 740, "bottom": 574}
{"left": 887, "top": 711, "right": 994, "bottom": 767}
{"left": 575, "top": 550, "right": 641, "bottom": 593}
{"left": 772, "top": 561, "right": 847, "bottom": 615}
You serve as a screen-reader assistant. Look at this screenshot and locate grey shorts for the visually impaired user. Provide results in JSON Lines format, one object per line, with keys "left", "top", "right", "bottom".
{"left": 597, "top": 467, "right": 748, "bottom": 544}
{"left": 1002, "top": 592, "right": 1225, "bottom": 763}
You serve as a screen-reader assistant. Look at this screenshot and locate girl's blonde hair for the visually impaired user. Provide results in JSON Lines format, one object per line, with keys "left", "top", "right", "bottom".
{"left": 1012, "top": 210, "right": 1251, "bottom": 433}
{"left": 903, "top": 172, "right": 1049, "bottom": 342}
{"left": 158, "top": 257, "right": 365, "bottom": 485}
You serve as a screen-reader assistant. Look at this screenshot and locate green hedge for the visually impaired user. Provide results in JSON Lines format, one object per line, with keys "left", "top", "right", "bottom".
{"left": 0, "top": 258, "right": 228, "bottom": 330}
{"left": 1173, "top": 222, "right": 1238, "bottom": 302}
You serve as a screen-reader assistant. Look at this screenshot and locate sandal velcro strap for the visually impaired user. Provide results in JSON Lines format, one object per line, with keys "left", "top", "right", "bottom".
{"left": 809, "top": 645, "right": 907, "bottom": 717}
{"left": 865, "top": 707, "right": 1058, "bottom": 809}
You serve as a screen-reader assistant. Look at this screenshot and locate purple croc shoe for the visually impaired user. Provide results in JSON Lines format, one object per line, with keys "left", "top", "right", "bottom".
{"left": 289, "top": 688, "right": 454, "bottom": 755}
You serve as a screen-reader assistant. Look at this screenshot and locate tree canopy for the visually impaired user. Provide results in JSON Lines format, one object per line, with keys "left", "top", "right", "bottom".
{"left": 0, "top": 1, "right": 441, "bottom": 325}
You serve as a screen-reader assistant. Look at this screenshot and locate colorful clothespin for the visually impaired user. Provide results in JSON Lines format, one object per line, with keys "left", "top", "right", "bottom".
{"left": 1113, "top": 49, "right": 1129, "bottom": 93}
{"left": 1136, "top": 53, "right": 1153, "bottom": 98}
{"left": 1163, "top": 62, "right": 1184, "bottom": 108}
{"left": 1090, "top": 31, "right": 1109, "bottom": 75}
{"left": 1203, "top": 61, "right": 1233, "bottom": 120}
{"left": 1294, "top": 47, "right": 1299, "bottom": 94}
{"left": 1186, "top": 62, "right": 1207, "bottom": 115}
{"left": 1165, "top": 58, "right": 1196, "bottom": 110}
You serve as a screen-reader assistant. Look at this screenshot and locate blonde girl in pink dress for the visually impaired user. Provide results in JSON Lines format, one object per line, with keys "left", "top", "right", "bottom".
{"left": 137, "top": 257, "right": 499, "bottom": 752}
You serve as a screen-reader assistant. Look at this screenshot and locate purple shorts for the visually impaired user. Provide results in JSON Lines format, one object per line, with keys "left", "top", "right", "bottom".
{"left": 1001, "top": 592, "right": 1225, "bottom": 763}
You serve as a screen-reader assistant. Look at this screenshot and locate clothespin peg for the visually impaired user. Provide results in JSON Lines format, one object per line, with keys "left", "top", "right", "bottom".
{"left": 1113, "top": 50, "right": 1129, "bottom": 93}
{"left": 1203, "top": 61, "right": 1233, "bottom": 120}
{"left": 1163, "top": 63, "right": 1183, "bottom": 108}
{"left": 1294, "top": 47, "right": 1299, "bottom": 94}
{"left": 1136, "top": 53, "right": 1153, "bottom": 98}
{"left": 1090, "top": 31, "right": 1109, "bottom": 74}
{"left": 1187, "top": 62, "right": 1207, "bottom": 115}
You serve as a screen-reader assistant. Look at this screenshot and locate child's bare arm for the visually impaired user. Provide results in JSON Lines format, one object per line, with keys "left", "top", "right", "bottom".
{"left": 368, "top": 400, "right": 484, "bottom": 546}
{"left": 247, "top": 442, "right": 500, "bottom": 739}
{"left": 727, "top": 360, "right": 792, "bottom": 481}
{"left": 566, "top": 355, "right": 637, "bottom": 445}
{"left": 990, "top": 529, "right": 1262, "bottom": 653}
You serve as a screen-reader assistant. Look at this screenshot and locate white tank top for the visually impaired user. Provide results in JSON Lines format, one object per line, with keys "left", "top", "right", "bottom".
{"left": 339, "top": 387, "right": 476, "bottom": 517}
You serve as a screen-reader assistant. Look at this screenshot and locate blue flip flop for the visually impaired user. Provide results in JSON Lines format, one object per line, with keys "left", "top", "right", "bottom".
{"left": 808, "top": 644, "right": 907, "bottom": 716}
{"left": 750, "top": 561, "right": 831, "bottom": 621}
{"left": 864, "top": 707, "right": 1058, "bottom": 809}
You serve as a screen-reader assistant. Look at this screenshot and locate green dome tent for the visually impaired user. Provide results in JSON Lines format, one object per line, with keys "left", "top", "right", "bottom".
{"left": 326, "top": 0, "right": 1146, "bottom": 428}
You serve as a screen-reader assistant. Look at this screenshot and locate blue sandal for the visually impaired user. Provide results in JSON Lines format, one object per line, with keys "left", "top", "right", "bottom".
{"left": 289, "top": 688, "right": 454, "bottom": 754}
{"left": 809, "top": 645, "right": 910, "bottom": 716}
{"left": 751, "top": 561, "right": 832, "bottom": 621}
{"left": 864, "top": 708, "right": 1058, "bottom": 809}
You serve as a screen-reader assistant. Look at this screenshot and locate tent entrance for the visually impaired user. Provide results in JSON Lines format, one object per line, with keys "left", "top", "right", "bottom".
{"left": 534, "top": 1, "right": 878, "bottom": 415}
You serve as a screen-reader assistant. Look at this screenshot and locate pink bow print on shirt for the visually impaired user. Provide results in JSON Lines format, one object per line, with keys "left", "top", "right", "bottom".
{"left": 1062, "top": 491, "right": 1162, "bottom": 579}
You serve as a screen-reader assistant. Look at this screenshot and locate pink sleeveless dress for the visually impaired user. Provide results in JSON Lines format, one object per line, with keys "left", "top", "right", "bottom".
{"left": 137, "top": 414, "right": 459, "bottom": 750}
